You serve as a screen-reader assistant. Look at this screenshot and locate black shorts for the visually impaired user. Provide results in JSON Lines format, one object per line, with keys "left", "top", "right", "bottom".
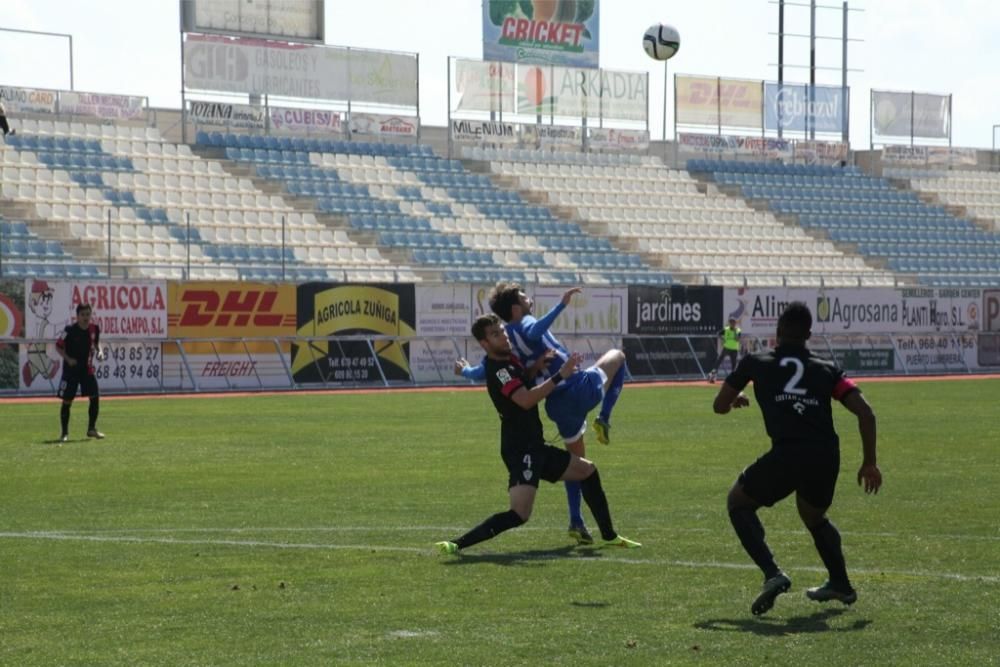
{"left": 738, "top": 446, "right": 840, "bottom": 509}
{"left": 501, "top": 442, "right": 572, "bottom": 489}
{"left": 57, "top": 374, "right": 99, "bottom": 400}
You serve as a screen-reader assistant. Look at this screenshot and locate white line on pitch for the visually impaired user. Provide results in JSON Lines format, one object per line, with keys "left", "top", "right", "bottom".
{"left": 27, "top": 525, "right": 1000, "bottom": 543}
{"left": 0, "top": 531, "right": 996, "bottom": 584}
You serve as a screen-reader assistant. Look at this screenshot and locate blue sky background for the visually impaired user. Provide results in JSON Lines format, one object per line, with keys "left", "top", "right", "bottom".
{"left": 2, "top": 0, "right": 998, "bottom": 148}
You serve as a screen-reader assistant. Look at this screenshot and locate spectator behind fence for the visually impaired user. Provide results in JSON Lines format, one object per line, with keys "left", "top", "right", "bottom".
{"left": 0, "top": 101, "right": 14, "bottom": 136}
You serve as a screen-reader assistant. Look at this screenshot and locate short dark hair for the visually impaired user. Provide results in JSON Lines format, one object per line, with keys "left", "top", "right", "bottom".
{"left": 777, "top": 301, "right": 812, "bottom": 342}
{"left": 471, "top": 313, "right": 501, "bottom": 341}
{"left": 489, "top": 282, "right": 522, "bottom": 322}
{"left": 76, "top": 303, "right": 92, "bottom": 315}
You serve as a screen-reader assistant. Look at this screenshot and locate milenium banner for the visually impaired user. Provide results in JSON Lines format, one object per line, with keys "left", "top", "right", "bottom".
{"left": 483, "top": 0, "right": 600, "bottom": 69}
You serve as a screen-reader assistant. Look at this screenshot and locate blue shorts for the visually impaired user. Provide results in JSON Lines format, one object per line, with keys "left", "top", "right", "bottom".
{"left": 544, "top": 367, "right": 607, "bottom": 443}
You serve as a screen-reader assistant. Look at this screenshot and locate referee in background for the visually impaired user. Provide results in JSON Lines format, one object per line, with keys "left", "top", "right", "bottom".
{"left": 708, "top": 317, "right": 742, "bottom": 383}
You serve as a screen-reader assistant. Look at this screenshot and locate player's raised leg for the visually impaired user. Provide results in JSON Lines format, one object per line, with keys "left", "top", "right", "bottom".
{"left": 561, "top": 454, "right": 640, "bottom": 548}
{"left": 592, "top": 349, "right": 626, "bottom": 445}
{"left": 797, "top": 493, "right": 857, "bottom": 605}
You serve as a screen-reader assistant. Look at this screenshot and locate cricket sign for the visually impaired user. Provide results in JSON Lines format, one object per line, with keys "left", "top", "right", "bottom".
{"left": 483, "top": 0, "right": 600, "bottom": 69}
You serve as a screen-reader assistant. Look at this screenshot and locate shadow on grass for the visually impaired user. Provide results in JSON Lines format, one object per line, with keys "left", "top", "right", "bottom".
{"left": 694, "top": 608, "right": 872, "bottom": 636}
{"left": 570, "top": 601, "right": 611, "bottom": 609}
{"left": 442, "top": 544, "right": 602, "bottom": 567}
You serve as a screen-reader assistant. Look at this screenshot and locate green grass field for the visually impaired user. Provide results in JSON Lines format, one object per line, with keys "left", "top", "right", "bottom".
{"left": 1, "top": 379, "right": 998, "bottom": 666}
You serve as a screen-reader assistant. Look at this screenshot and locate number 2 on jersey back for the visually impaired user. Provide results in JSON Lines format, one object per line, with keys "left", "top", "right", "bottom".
{"left": 779, "top": 357, "right": 808, "bottom": 395}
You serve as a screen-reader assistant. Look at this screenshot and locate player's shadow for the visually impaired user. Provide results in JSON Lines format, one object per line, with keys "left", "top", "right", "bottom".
{"left": 694, "top": 608, "right": 872, "bottom": 636}
{"left": 441, "top": 545, "right": 585, "bottom": 568}
{"left": 42, "top": 438, "right": 73, "bottom": 445}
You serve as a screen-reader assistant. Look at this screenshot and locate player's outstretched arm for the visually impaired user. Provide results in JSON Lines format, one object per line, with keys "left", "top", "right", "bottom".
{"left": 509, "top": 352, "right": 581, "bottom": 410}
{"left": 455, "top": 357, "right": 486, "bottom": 381}
{"left": 841, "top": 390, "right": 882, "bottom": 494}
{"left": 521, "top": 287, "right": 580, "bottom": 340}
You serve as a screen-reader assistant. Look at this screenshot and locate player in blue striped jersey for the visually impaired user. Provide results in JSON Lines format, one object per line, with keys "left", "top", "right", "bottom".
{"left": 455, "top": 283, "right": 628, "bottom": 545}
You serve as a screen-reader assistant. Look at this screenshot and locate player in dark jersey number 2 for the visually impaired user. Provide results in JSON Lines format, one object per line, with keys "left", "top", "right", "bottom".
{"left": 713, "top": 302, "right": 882, "bottom": 615}
{"left": 55, "top": 303, "right": 106, "bottom": 443}
{"left": 436, "top": 314, "right": 639, "bottom": 554}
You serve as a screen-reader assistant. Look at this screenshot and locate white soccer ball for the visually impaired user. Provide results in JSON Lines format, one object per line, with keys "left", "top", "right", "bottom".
{"left": 643, "top": 23, "right": 680, "bottom": 61}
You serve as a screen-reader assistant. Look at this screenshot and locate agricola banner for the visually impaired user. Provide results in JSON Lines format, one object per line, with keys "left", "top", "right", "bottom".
{"left": 483, "top": 0, "right": 600, "bottom": 69}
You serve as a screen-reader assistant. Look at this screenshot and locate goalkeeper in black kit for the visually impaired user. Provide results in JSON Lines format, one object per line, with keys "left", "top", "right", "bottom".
{"left": 55, "top": 303, "right": 106, "bottom": 442}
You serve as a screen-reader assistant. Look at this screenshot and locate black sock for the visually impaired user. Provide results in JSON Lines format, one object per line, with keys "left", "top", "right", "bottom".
{"left": 453, "top": 510, "right": 524, "bottom": 550}
{"left": 88, "top": 396, "right": 99, "bottom": 431}
{"left": 808, "top": 519, "right": 851, "bottom": 589}
{"left": 60, "top": 403, "right": 71, "bottom": 435}
{"left": 729, "top": 507, "right": 780, "bottom": 580}
{"left": 580, "top": 469, "right": 617, "bottom": 541}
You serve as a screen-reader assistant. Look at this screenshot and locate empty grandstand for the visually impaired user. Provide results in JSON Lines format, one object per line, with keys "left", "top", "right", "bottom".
{"left": 691, "top": 159, "right": 1000, "bottom": 288}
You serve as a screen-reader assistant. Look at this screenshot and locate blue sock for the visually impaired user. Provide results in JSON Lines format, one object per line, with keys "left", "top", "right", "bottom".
{"left": 598, "top": 364, "right": 626, "bottom": 424}
{"left": 565, "top": 481, "right": 584, "bottom": 525}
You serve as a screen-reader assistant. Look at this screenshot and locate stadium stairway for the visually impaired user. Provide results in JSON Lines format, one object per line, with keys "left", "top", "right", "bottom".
{"left": 470, "top": 147, "right": 893, "bottom": 287}
{"left": 690, "top": 159, "right": 1000, "bottom": 288}
{"left": 687, "top": 160, "right": 916, "bottom": 287}
{"left": 191, "top": 140, "right": 418, "bottom": 282}
{"left": 881, "top": 167, "right": 1000, "bottom": 286}
{"left": 197, "top": 132, "right": 674, "bottom": 286}
{"left": 1, "top": 122, "right": 400, "bottom": 282}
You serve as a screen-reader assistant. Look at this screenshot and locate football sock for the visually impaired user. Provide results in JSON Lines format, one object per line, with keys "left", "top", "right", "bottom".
{"left": 88, "top": 396, "right": 99, "bottom": 431}
{"left": 60, "top": 403, "right": 71, "bottom": 435}
{"left": 808, "top": 519, "right": 851, "bottom": 588}
{"left": 453, "top": 510, "right": 524, "bottom": 550}
{"left": 564, "top": 481, "right": 584, "bottom": 526}
{"left": 729, "top": 507, "right": 781, "bottom": 580}
{"left": 598, "top": 364, "right": 626, "bottom": 424}
{"left": 580, "top": 469, "right": 617, "bottom": 541}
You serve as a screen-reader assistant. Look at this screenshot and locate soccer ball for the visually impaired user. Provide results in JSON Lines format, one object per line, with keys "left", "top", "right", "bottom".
{"left": 643, "top": 23, "right": 680, "bottom": 61}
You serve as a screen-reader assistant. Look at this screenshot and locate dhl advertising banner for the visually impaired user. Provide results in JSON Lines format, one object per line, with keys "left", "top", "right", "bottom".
{"left": 0, "top": 279, "right": 25, "bottom": 391}
{"left": 676, "top": 76, "right": 763, "bottom": 129}
{"left": 292, "top": 283, "right": 416, "bottom": 384}
{"left": 19, "top": 279, "right": 167, "bottom": 392}
{"left": 483, "top": 0, "right": 600, "bottom": 69}
{"left": 165, "top": 282, "right": 297, "bottom": 389}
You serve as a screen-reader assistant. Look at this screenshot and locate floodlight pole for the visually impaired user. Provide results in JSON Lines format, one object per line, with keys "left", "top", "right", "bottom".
{"left": 993, "top": 124, "right": 1000, "bottom": 152}
{"left": 0, "top": 28, "right": 74, "bottom": 89}
{"left": 777, "top": 0, "right": 784, "bottom": 138}
{"left": 662, "top": 60, "right": 668, "bottom": 142}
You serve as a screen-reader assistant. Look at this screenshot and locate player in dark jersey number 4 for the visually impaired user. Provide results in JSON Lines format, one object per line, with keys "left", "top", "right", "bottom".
{"left": 55, "top": 303, "right": 106, "bottom": 443}
{"left": 436, "top": 314, "right": 639, "bottom": 554}
{"left": 712, "top": 302, "right": 882, "bottom": 615}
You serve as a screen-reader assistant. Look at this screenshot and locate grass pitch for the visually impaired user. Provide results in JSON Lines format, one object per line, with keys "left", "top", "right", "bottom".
{"left": 1, "top": 379, "right": 998, "bottom": 666}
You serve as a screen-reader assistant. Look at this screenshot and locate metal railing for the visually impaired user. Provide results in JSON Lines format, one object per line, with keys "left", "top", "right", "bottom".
{"left": 3, "top": 332, "right": 997, "bottom": 397}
